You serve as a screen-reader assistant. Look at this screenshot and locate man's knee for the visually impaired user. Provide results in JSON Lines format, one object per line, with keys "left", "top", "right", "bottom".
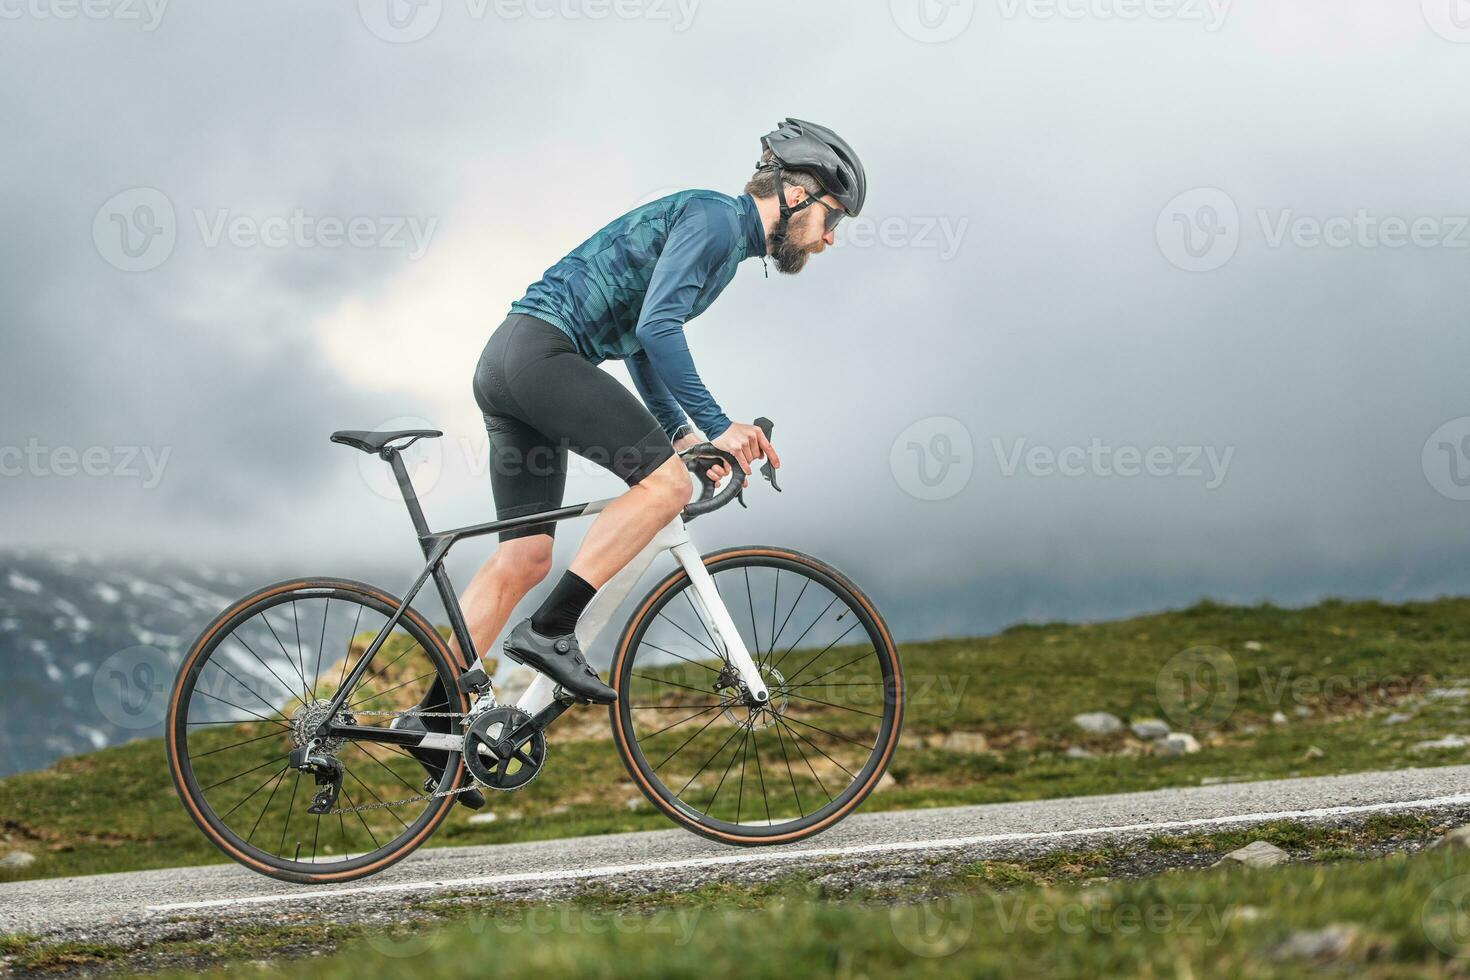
{"left": 638, "top": 455, "right": 691, "bottom": 516}
{"left": 496, "top": 537, "right": 553, "bottom": 589}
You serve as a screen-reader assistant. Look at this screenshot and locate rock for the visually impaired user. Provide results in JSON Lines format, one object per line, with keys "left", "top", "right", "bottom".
{"left": 1302, "top": 745, "right": 1325, "bottom": 760}
{"left": 467, "top": 812, "right": 498, "bottom": 824}
{"left": 1268, "top": 924, "right": 1358, "bottom": 962}
{"left": 0, "top": 852, "right": 35, "bottom": 870}
{"left": 900, "top": 731, "right": 929, "bottom": 754}
{"left": 1156, "top": 733, "right": 1201, "bottom": 756}
{"left": 1065, "top": 746, "right": 1093, "bottom": 759}
{"left": 1243, "top": 641, "right": 1264, "bottom": 652}
{"left": 1073, "top": 712, "right": 1123, "bottom": 735}
{"left": 1427, "top": 687, "right": 1470, "bottom": 701}
{"left": 1271, "top": 710, "right": 1289, "bottom": 725}
{"left": 1214, "top": 840, "right": 1289, "bottom": 868}
{"left": 1412, "top": 735, "right": 1470, "bottom": 752}
{"left": 547, "top": 803, "right": 571, "bottom": 815}
{"left": 1228, "top": 905, "right": 1265, "bottom": 922}
{"left": 1294, "top": 706, "right": 1313, "bottom": 718}
{"left": 1431, "top": 826, "right": 1470, "bottom": 850}
{"left": 872, "top": 771, "right": 900, "bottom": 793}
{"left": 1382, "top": 712, "right": 1412, "bottom": 725}
{"left": 1129, "top": 719, "right": 1170, "bottom": 741}
{"left": 624, "top": 796, "right": 645, "bottom": 811}
{"left": 937, "top": 731, "right": 989, "bottom": 754}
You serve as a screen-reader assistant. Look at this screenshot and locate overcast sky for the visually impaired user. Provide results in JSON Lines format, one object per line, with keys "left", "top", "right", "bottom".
{"left": 3, "top": 0, "right": 1469, "bottom": 641}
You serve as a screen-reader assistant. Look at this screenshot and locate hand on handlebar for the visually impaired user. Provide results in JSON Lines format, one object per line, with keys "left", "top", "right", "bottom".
{"left": 712, "top": 421, "right": 781, "bottom": 488}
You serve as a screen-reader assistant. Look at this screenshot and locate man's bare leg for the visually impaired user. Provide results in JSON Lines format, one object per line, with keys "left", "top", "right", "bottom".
{"left": 566, "top": 454, "right": 690, "bottom": 588}
{"left": 445, "top": 536, "right": 553, "bottom": 668}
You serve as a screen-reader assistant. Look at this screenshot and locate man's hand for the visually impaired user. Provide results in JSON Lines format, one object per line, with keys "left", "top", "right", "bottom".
{"left": 712, "top": 421, "right": 780, "bottom": 488}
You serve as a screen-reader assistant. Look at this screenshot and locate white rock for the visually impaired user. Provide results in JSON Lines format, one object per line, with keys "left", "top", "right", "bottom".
{"left": 1271, "top": 711, "right": 1289, "bottom": 725}
{"left": 0, "top": 852, "right": 36, "bottom": 870}
{"left": 1214, "top": 840, "right": 1289, "bottom": 868}
{"left": 1302, "top": 745, "right": 1325, "bottom": 760}
{"left": 1382, "top": 713, "right": 1412, "bottom": 725}
{"left": 1073, "top": 712, "right": 1123, "bottom": 734}
{"left": 1294, "top": 706, "right": 1312, "bottom": 718}
{"left": 1065, "top": 746, "right": 1093, "bottom": 759}
{"left": 625, "top": 796, "right": 646, "bottom": 810}
{"left": 936, "top": 731, "right": 989, "bottom": 754}
{"left": 1156, "top": 733, "right": 1201, "bottom": 756}
{"left": 1431, "top": 826, "right": 1470, "bottom": 850}
{"left": 1427, "top": 688, "right": 1470, "bottom": 701}
{"left": 872, "top": 771, "right": 900, "bottom": 793}
{"left": 1243, "top": 641, "right": 1264, "bottom": 652}
{"left": 1412, "top": 735, "right": 1470, "bottom": 752}
{"left": 1269, "top": 924, "right": 1357, "bottom": 962}
{"left": 467, "top": 812, "right": 498, "bottom": 824}
{"left": 1129, "top": 719, "right": 1170, "bottom": 741}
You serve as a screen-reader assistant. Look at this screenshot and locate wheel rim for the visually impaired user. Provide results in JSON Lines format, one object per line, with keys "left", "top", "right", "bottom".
{"left": 615, "top": 553, "right": 900, "bottom": 839}
{"left": 168, "top": 583, "right": 464, "bottom": 878}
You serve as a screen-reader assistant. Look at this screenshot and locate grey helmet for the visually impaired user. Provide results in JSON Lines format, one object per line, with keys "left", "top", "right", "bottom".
{"left": 758, "top": 118, "right": 867, "bottom": 218}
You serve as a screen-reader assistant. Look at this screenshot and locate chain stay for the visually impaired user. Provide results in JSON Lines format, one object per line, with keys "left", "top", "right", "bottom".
{"left": 320, "top": 707, "right": 478, "bottom": 815}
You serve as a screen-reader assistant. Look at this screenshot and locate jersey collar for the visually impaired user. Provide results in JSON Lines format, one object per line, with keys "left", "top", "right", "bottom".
{"left": 737, "top": 194, "right": 766, "bottom": 260}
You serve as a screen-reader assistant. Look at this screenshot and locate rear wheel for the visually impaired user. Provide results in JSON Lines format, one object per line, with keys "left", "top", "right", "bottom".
{"left": 165, "top": 578, "right": 469, "bottom": 883}
{"left": 610, "top": 547, "right": 903, "bottom": 845}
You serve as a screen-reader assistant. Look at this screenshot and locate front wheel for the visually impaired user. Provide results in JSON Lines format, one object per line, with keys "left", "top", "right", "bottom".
{"left": 610, "top": 547, "right": 903, "bottom": 845}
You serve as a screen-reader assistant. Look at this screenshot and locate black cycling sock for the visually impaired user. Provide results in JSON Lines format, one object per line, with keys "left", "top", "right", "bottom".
{"left": 530, "top": 571, "right": 597, "bottom": 638}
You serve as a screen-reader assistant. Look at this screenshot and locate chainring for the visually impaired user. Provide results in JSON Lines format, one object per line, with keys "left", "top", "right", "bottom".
{"left": 463, "top": 706, "right": 547, "bottom": 790}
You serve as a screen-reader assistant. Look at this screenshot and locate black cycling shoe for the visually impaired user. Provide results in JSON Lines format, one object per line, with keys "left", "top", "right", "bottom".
{"left": 389, "top": 713, "right": 486, "bottom": 810}
{"left": 502, "top": 619, "right": 618, "bottom": 705}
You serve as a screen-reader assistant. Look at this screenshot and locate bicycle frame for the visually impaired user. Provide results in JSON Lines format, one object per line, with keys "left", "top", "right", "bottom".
{"left": 318, "top": 448, "right": 769, "bottom": 752}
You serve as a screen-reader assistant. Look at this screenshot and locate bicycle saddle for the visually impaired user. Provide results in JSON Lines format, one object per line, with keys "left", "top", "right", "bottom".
{"left": 330, "top": 428, "right": 442, "bottom": 455}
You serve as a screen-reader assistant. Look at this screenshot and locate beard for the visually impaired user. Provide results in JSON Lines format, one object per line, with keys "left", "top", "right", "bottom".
{"left": 768, "top": 214, "right": 812, "bottom": 275}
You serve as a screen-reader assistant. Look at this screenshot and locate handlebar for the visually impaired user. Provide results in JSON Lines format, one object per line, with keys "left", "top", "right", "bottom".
{"left": 680, "top": 417, "right": 780, "bottom": 522}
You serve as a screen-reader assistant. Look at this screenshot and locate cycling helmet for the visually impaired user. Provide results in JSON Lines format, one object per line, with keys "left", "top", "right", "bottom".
{"left": 758, "top": 118, "right": 867, "bottom": 219}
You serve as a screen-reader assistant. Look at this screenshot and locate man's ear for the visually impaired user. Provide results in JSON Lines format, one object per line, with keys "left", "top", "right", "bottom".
{"left": 784, "top": 184, "right": 807, "bottom": 209}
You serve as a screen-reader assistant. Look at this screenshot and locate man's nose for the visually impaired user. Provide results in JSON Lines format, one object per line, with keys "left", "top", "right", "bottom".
{"left": 823, "top": 229, "right": 836, "bottom": 246}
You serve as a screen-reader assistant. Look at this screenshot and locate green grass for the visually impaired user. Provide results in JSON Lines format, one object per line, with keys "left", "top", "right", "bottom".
{"left": 119, "top": 834, "right": 1470, "bottom": 979}
{"left": 5, "top": 596, "right": 1470, "bottom": 883}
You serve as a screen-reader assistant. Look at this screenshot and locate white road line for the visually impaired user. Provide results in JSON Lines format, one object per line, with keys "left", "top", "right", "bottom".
{"left": 146, "top": 791, "right": 1470, "bottom": 914}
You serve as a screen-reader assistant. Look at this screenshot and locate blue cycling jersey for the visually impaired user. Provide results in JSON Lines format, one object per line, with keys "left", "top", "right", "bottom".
{"left": 509, "top": 190, "right": 767, "bottom": 441}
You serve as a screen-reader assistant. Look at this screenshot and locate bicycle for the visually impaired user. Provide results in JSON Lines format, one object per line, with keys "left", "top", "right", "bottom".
{"left": 165, "top": 419, "right": 903, "bottom": 883}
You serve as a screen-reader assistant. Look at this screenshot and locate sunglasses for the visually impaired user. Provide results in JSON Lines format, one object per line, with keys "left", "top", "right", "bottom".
{"left": 807, "top": 196, "right": 847, "bottom": 234}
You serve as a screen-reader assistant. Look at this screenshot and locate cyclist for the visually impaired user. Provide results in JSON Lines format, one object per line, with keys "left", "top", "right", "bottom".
{"left": 401, "top": 119, "right": 866, "bottom": 803}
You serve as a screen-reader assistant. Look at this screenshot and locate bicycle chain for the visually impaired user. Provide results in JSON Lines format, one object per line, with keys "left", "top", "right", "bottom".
{"left": 317, "top": 707, "right": 484, "bottom": 816}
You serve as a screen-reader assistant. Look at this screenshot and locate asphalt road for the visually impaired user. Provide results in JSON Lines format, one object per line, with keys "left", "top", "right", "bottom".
{"left": 6, "top": 765, "right": 1470, "bottom": 944}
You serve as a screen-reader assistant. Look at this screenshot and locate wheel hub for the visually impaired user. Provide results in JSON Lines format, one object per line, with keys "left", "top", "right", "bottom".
{"left": 720, "top": 664, "right": 788, "bottom": 730}
{"left": 291, "top": 699, "right": 352, "bottom": 755}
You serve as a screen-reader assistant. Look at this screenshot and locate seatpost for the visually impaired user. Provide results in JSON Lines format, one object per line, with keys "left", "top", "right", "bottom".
{"left": 386, "top": 449, "right": 432, "bottom": 547}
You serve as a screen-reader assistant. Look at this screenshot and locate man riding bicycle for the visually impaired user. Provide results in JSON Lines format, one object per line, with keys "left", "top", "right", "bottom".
{"left": 401, "top": 119, "right": 866, "bottom": 806}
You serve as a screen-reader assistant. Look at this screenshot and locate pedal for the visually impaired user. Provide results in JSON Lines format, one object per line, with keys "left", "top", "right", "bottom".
{"left": 457, "top": 667, "right": 490, "bottom": 695}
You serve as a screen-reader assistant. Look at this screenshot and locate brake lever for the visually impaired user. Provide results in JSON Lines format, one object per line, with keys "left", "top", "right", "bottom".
{"left": 753, "top": 417, "right": 781, "bottom": 492}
